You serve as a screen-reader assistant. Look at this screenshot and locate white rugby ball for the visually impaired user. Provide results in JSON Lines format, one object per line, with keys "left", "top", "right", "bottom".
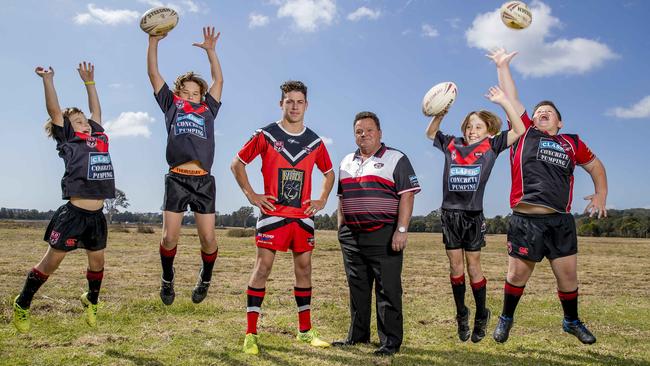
{"left": 140, "top": 7, "right": 179, "bottom": 36}
{"left": 422, "top": 82, "right": 457, "bottom": 117}
{"left": 500, "top": 1, "right": 532, "bottom": 30}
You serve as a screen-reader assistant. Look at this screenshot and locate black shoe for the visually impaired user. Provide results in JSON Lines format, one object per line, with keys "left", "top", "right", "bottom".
{"left": 456, "top": 307, "right": 471, "bottom": 342}
{"left": 493, "top": 315, "right": 513, "bottom": 343}
{"left": 160, "top": 270, "right": 175, "bottom": 306}
{"left": 331, "top": 339, "right": 356, "bottom": 347}
{"left": 191, "top": 269, "right": 211, "bottom": 304}
{"left": 471, "top": 309, "right": 491, "bottom": 343}
{"left": 563, "top": 318, "right": 596, "bottom": 344}
{"left": 373, "top": 346, "right": 399, "bottom": 356}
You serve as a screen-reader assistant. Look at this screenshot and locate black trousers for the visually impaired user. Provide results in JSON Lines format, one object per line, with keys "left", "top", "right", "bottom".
{"left": 338, "top": 224, "right": 403, "bottom": 349}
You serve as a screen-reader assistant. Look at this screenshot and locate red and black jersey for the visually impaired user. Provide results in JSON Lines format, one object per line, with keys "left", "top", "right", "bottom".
{"left": 337, "top": 144, "right": 421, "bottom": 232}
{"left": 52, "top": 118, "right": 116, "bottom": 200}
{"left": 237, "top": 122, "right": 333, "bottom": 219}
{"left": 433, "top": 130, "right": 509, "bottom": 211}
{"left": 509, "top": 112, "right": 595, "bottom": 212}
{"left": 155, "top": 83, "right": 221, "bottom": 171}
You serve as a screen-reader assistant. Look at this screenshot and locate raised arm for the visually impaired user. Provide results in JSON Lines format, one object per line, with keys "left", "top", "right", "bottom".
{"left": 581, "top": 157, "right": 608, "bottom": 218}
{"left": 35, "top": 66, "right": 63, "bottom": 126}
{"left": 147, "top": 34, "right": 167, "bottom": 93}
{"left": 425, "top": 111, "right": 447, "bottom": 141}
{"left": 192, "top": 26, "right": 223, "bottom": 102}
{"left": 77, "top": 62, "right": 101, "bottom": 123}
{"left": 485, "top": 85, "right": 525, "bottom": 146}
{"left": 487, "top": 48, "right": 525, "bottom": 115}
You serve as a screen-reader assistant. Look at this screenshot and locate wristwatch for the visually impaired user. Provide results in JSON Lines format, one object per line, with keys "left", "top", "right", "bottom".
{"left": 397, "top": 226, "right": 407, "bottom": 233}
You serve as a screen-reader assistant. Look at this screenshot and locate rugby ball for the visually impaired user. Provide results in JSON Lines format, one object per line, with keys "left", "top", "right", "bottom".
{"left": 140, "top": 7, "right": 179, "bottom": 36}
{"left": 422, "top": 82, "right": 457, "bottom": 116}
{"left": 500, "top": 1, "right": 532, "bottom": 30}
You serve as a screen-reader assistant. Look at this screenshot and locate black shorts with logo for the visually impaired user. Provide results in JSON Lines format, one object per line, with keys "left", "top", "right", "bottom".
{"left": 507, "top": 211, "right": 577, "bottom": 262}
{"left": 44, "top": 202, "right": 107, "bottom": 252}
{"left": 441, "top": 209, "right": 486, "bottom": 251}
{"left": 163, "top": 172, "right": 216, "bottom": 214}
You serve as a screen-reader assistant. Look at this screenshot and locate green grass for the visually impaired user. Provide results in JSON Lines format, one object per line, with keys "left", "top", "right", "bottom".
{"left": 0, "top": 221, "right": 649, "bottom": 365}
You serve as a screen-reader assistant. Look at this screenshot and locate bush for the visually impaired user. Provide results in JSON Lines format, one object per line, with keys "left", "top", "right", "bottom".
{"left": 111, "top": 224, "right": 130, "bottom": 233}
{"left": 226, "top": 228, "right": 255, "bottom": 237}
{"left": 137, "top": 223, "right": 155, "bottom": 234}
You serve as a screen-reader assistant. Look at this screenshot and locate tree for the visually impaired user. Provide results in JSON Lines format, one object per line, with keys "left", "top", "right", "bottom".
{"left": 232, "top": 206, "right": 255, "bottom": 227}
{"left": 104, "top": 188, "right": 130, "bottom": 224}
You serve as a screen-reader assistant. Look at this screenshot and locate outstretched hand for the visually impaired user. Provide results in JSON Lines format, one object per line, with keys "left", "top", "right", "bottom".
{"left": 485, "top": 85, "right": 508, "bottom": 105}
{"left": 77, "top": 61, "right": 94, "bottom": 82}
{"left": 35, "top": 66, "right": 54, "bottom": 79}
{"left": 192, "top": 26, "right": 220, "bottom": 51}
{"left": 486, "top": 47, "right": 518, "bottom": 67}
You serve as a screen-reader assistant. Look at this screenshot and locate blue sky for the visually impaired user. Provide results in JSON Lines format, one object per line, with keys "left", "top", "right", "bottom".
{"left": 1, "top": 0, "right": 649, "bottom": 217}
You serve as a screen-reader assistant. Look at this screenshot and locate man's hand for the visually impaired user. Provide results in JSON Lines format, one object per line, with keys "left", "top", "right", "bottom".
{"left": 303, "top": 199, "right": 326, "bottom": 216}
{"left": 584, "top": 193, "right": 607, "bottom": 219}
{"left": 391, "top": 230, "right": 408, "bottom": 252}
{"left": 247, "top": 192, "right": 277, "bottom": 212}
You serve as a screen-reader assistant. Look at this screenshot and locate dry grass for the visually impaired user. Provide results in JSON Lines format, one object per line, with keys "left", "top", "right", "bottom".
{"left": 0, "top": 220, "right": 649, "bottom": 365}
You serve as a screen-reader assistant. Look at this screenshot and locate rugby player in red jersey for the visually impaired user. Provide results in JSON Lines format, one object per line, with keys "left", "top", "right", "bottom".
{"left": 231, "top": 81, "right": 335, "bottom": 355}
{"left": 425, "top": 85, "right": 525, "bottom": 343}
{"left": 488, "top": 48, "right": 608, "bottom": 344}
{"left": 13, "top": 62, "right": 115, "bottom": 332}
{"left": 147, "top": 26, "right": 223, "bottom": 305}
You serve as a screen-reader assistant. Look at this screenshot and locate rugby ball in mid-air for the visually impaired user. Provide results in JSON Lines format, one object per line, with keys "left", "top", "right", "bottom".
{"left": 422, "top": 82, "right": 457, "bottom": 116}
{"left": 140, "top": 7, "right": 179, "bottom": 36}
{"left": 500, "top": 1, "right": 532, "bottom": 30}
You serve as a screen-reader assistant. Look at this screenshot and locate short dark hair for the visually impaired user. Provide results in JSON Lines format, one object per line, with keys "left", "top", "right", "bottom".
{"left": 353, "top": 111, "right": 381, "bottom": 130}
{"left": 533, "top": 100, "right": 562, "bottom": 121}
{"left": 280, "top": 80, "right": 307, "bottom": 100}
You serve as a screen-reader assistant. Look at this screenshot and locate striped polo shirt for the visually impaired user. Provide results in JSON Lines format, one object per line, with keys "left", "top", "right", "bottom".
{"left": 338, "top": 144, "right": 421, "bottom": 232}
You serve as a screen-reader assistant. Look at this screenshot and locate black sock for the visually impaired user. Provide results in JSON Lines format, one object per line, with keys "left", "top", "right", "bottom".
{"left": 502, "top": 281, "right": 525, "bottom": 319}
{"left": 86, "top": 268, "right": 104, "bottom": 304}
{"left": 471, "top": 277, "right": 488, "bottom": 318}
{"left": 200, "top": 249, "right": 218, "bottom": 282}
{"left": 450, "top": 274, "right": 467, "bottom": 316}
{"left": 160, "top": 244, "right": 177, "bottom": 281}
{"left": 558, "top": 288, "right": 579, "bottom": 321}
{"left": 16, "top": 268, "right": 49, "bottom": 309}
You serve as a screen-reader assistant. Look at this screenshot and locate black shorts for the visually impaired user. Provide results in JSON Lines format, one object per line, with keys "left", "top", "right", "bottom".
{"left": 44, "top": 202, "right": 107, "bottom": 252}
{"left": 163, "top": 172, "right": 216, "bottom": 214}
{"left": 441, "top": 209, "right": 486, "bottom": 251}
{"left": 507, "top": 212, "right": 577, "bottom": 262}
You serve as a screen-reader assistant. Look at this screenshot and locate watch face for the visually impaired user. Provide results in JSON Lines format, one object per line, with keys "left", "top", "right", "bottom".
{"left": 398, "top": 227, "right": 406, "bottom": 233}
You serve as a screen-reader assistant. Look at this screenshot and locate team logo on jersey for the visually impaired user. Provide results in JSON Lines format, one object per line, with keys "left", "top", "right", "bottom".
{"left": 87, "top": 152, "right": 115, "bottom": 180}
{"left": 451, "top": 151, "right": 457, "bottom": 160}
{"left": 49, "top": 230, "right": 61, "bottom": 244}
{"left": 274, "top": 141, "right": 285, "bottom": 152}
{"left": 448, "top": 164, "right": 481, "bottom": 191}
{"left": 174, "top": 112, "right": 207, "bottom": 139}
{"left": 409, "top": 174, "right": 420, "bottom": 187}
{"left": 277, "top": 168, "right": 304, "bottom": 208}
{"left": 175, "top": 100, "right": 185, "bottom": 109}
{"left": 86, "top": 137, "right": 97, "bottom": 148}
{"left": 474, "top": 152, "right": 484, "bottom": 158}
{"left": 374, "top": 162, "right": 384, "bottom": 169}
{"left": 537, "top": 138, "right": 569, "bottom": 168}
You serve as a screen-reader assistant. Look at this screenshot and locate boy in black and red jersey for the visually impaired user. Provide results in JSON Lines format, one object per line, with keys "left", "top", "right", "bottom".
{"left": 488, "top": 48, "right": 608, "bottom": 344}
{"left": 425, "top": 86, "right": 525, "bottom": 343}
{"left": 231, "top": 81, "right": 335, "bottom": 355}
{"left": 147, "top": 27, "right": 223, "bottom": 305}
{"left": 12, "top": 62, "right": 115, "bottom": 333}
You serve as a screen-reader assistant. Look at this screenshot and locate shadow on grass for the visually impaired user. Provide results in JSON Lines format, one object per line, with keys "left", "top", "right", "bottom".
{"left": 105, "top": 349, "right": 164, "bottom": 366}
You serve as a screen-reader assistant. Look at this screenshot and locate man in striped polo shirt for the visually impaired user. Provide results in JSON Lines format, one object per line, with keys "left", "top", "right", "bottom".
{"left": 333, "top": 111, "right": 420, "bottom": 356}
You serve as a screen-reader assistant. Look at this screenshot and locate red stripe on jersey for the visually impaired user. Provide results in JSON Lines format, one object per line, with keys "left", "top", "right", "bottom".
{"left": 173, "top": 94, "right": 207, "bottom": 114}
{"left": 447, "top": 138, "right": 491, "bottom": 165}
{"left": 75, "top": 132, "right": 109, "bottom": 153}
{"left": 509, "top": 127, "right": 529, "bottom": 208}
{"left": 341, "top": 175, "right": 395, "bottom": 187}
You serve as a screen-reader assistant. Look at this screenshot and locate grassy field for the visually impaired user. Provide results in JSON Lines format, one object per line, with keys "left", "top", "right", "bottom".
{"left": 1, "top": 220, "right": 649, "bottom": 366}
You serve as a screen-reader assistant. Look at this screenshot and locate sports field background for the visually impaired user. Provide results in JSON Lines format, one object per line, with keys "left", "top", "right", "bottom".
{"left": 1, "top": 221, "right": 648, "bottom": 365}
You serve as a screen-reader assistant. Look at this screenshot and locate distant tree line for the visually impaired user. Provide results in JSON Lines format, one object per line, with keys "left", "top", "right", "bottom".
{"left": 2, "top": 206, "right": 649, "bottom": 238}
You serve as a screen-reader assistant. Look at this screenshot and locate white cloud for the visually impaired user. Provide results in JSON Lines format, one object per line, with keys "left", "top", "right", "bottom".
{"left": 103, "top": 112, "right": 155, "bottom": 138}
{"left": 74, "top": 4, "right": 139, "bottom": 25}
{"left": 321, "top": 136, "right": 333, "bottom": 145}
{"left": 138, "top": 0, "right": 200, "bottom": 14}
{"left": 607, "top": 96, "right": 650, "bottom": 119}
{"left": 249, "top": 13, "right": 270, "bottom": 28}
{"left": 421, "top": 24, "right": 438, "bottom": 38}
{"left": 465, "top": 1, "right": 617, "bottom": 78}
{"left": 347, "top": 7, "right": 381, "bottom": 21}
{"left": 277, "top": 0, "right": 336, "bottom": 32}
